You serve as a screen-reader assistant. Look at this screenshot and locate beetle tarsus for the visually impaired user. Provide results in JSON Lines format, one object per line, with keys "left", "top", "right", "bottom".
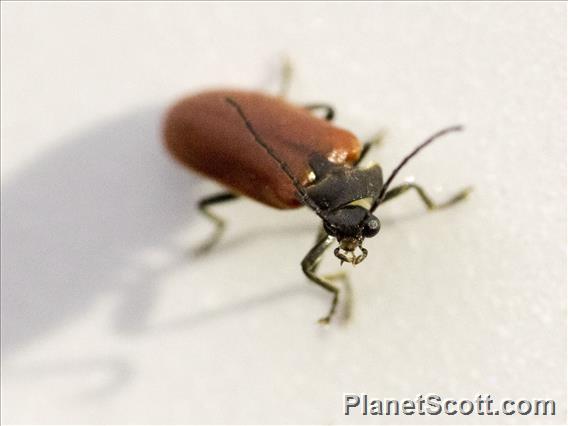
{"left": 439, "top": 186, "right": 474, "bottom": 208}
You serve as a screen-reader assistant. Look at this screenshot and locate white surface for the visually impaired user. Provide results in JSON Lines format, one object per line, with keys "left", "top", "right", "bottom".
{"left": 1, "top": 2, "right": 565, "bottom": 424}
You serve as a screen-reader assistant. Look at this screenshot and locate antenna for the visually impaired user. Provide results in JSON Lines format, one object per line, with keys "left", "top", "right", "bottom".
{"left": 372, "top": 125, "right": 464, "bottom": 211}
{"left": 225, "top": 97, "right": 326, "bottom": 218}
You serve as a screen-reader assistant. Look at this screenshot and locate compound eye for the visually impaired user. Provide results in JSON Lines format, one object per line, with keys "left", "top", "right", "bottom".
{"left": 323, "top": 221, "right": 338, "bottom": 236}
{"left": 363, "top": 218, "right": 380, "bottom": 237}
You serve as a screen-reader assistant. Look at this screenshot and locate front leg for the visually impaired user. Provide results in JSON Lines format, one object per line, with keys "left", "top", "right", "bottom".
{"left": 301, "top": 230, "right": 351, "bottom": 324}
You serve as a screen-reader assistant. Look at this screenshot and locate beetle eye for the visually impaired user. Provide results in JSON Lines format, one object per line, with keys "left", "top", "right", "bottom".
{"left": 323, "top": 221, "right": 337, "bottom": 236}
{"left": 363, "top": 218, "right": 380, "bottom": 237}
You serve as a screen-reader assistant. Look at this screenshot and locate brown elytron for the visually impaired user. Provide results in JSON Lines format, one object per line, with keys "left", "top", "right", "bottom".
{"left": 163, "top": 90, "right": 361, "bottom": 208}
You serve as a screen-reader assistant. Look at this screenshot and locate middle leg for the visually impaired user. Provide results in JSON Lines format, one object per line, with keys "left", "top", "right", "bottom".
{"left": 195, "top": 191, "right": 239, "bottom": 254}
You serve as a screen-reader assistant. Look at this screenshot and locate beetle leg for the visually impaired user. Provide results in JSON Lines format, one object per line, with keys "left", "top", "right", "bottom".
{"left": 304, "top": 104, "right": 335, "bottom": 121}
{"left": 277, "top": 59, "right": 334, "bottom": 124}
{"left": 301, "top": 231, "right": 351, "bottom": 324}
{"left": 279, "top": 56, "right": 293, "bottom": 98}
{"left": 195, "top": 192, "right": 239, "bottom": 254}
{"left": 356, "top": 131, "right": 386, "bottom": 166}
{"left": 381, "top": 182, "right": 473, "bottom": 210}
{"left": 277, "top": 58, "right": 334, "bottom": 120}
{"left": 314, "top": 225, "right": 328, "bottom": 243}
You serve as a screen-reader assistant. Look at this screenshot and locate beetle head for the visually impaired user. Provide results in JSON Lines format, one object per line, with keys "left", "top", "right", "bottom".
{"left": 323, "top": 205, "right": 381, "bottom": 265}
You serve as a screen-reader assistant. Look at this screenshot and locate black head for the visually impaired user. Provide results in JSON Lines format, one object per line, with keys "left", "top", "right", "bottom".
{"left": 323, "top": 205, "right": 381, "bottom": 265}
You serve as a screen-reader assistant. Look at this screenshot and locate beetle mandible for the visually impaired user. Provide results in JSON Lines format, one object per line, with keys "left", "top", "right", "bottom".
{"left": 163, "top": 61, "right": 472, "bottom": 324}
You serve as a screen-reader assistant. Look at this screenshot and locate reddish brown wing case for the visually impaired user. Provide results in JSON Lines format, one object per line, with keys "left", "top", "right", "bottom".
{"left": 163, "top": 90, "right": 361, "bottom": 209}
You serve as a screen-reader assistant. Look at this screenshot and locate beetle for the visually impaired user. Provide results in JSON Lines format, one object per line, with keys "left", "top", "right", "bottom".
{"left": 163, "top": 63, "right": 471, "bottom": 324}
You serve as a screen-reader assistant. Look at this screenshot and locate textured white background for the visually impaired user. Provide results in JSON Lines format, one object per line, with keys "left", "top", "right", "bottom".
{"left": 1, "top": 2, "right": 566, "bottom": 425}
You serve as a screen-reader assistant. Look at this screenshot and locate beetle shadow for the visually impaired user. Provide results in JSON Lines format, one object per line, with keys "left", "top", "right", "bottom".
{"left": 1, "top": 105, "right": 199, "bottom": 356}
{"left": 139, "top": 282, "right": 314, "bottom": 334}
{"left": 5, "top": 357, "right": 135, "bottom": 400}
{"left": 1, "top": 105, "right": 327, "bottom": 398}
{"left": 197, "top": 221, "right": 317, "bottom": 258}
